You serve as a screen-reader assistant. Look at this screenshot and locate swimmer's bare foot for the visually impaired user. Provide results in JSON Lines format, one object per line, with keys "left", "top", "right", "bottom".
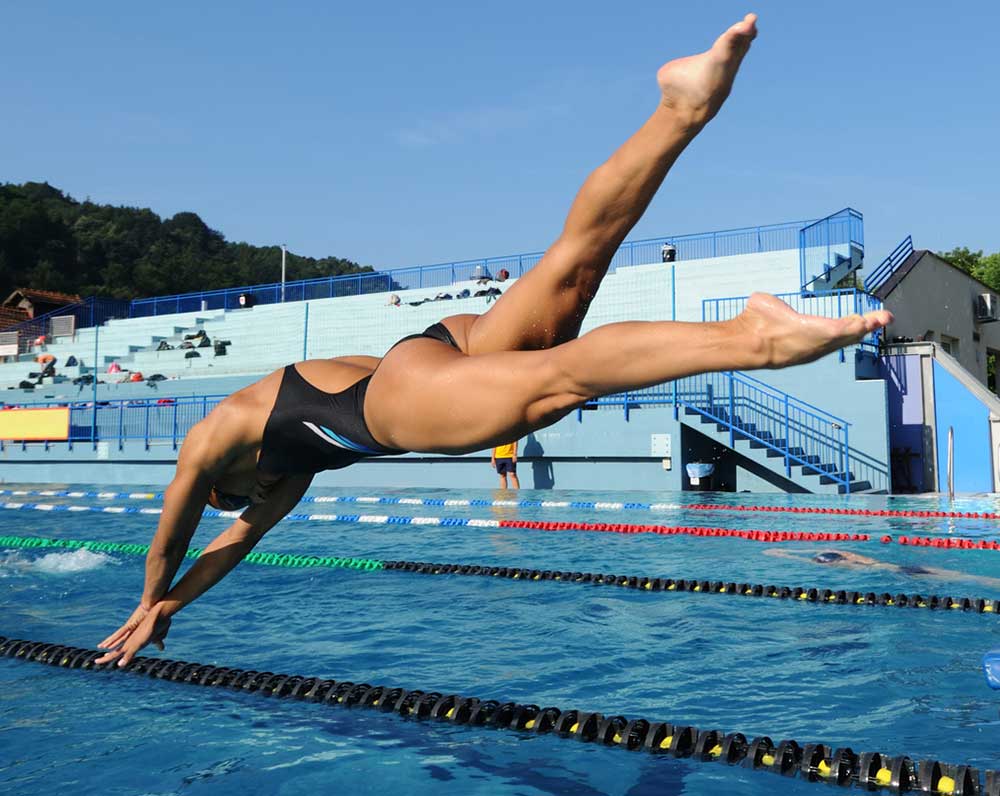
{"left": 734, "top": 293, "right": 893, "bottom": 368}
{"left": 656, "top": 13, "right": 758, "bottom": 128}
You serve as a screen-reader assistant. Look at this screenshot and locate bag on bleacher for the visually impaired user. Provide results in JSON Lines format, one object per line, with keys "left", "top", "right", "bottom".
{"left": 65, "top": 355, "right": 78, "bottom": 366}
{"left": 184, "top": 350, "right": 200, "bottom": 359}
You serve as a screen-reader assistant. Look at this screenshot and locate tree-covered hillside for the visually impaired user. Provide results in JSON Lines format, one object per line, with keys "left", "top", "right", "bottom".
{"left": 0, "top": 182, "right": 371, "bottom": 300}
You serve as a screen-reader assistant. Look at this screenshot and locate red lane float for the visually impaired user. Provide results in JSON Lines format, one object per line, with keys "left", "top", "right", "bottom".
{"left": 684, "top": 503, "right": 999, "bottom": 521}
{"left": 496, "top": 519, "right": 870, "bottom": 544}
{"left": 894, "top": 534, "right": 1000, "bottom": 550}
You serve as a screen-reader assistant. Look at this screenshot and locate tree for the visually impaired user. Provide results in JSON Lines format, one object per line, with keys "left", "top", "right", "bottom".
{"left": 0, "top": 182, "right": 373, "bottom": 301}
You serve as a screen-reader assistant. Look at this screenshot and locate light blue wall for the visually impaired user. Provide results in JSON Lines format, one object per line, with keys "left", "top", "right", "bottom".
{"left": 0, "top": 406, "right": 688, "bottom": 491}
{"left": 933, "top": 361, "right": 993, "bottom": 493}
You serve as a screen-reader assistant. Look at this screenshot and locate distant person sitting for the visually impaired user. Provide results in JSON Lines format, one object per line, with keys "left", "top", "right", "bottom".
{"left": 491, "top": 440, "right": 520, "bottom": 489}
{"left": 108, "top": 361, "right": 122, "bottom": 374}
{"left": 661, "top": 242, "right": 677, "bottom": 262}
{"left": 36, "top": 357, "right": 57, "bottom": 384}
{"left": 497, "top": 269, "right": 510, "bottom": 282}
{"left": 388, "top": 293, "right": 401, "bottom": 307}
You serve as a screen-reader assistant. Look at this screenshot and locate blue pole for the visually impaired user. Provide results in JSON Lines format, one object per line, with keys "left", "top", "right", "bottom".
{"left": 91, "top": 324, "right": 99, "bottom": 450}
{"left": 302, "top": 303, "right": 310, "bottom": 360}
{"left": 671, "top": 264, "right": 678, "bottom": 419}
{"left": 844, "top": 425, "right": 851, "bottom": 494}
{"left": 728, "top": 376, "right": 735, "bottom": 447}
{"left": 784, "top": 394, "right": 790, "bottom": 476}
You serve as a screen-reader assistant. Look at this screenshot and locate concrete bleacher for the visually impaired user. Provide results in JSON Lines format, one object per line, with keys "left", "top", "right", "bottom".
{"left": 0, "top": 248, "right": 807, "bottom": 391}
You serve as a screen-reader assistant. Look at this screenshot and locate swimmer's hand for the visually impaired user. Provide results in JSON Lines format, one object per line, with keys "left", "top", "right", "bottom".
{"left": 95, "top": 602, "right": 172, "bottom": 667}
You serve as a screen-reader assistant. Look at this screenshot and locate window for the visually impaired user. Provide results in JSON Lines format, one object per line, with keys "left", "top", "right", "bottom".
{"left": 941, "top": 334, "right": 960, "bottom": 358}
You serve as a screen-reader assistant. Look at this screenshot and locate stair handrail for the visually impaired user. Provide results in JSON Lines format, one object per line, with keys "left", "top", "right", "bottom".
{"left": 732, "top": 371, "right": 852, "bottom": 428}
{"left": 674, "top": 370, "right": 855, "bottom": 492}
{"left": 863, "top": 235, "right": 914, "bottom": 293}
{"left": 798, "top": 207, "right": 864, "bottom": 289}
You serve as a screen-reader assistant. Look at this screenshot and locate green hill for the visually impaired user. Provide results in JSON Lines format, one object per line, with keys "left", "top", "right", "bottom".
{"left": 0, "top": 182, "right": 371, "bottom": 301}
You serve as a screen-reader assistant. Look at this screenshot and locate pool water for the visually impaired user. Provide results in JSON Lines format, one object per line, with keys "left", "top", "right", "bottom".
{"left": 3, "top": 485, "right": 1000, "bottom": 795}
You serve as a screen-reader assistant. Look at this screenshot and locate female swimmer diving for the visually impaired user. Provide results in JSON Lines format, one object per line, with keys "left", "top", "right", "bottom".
{"left": 97, "top": 14, "right": 891, "bottom": 666}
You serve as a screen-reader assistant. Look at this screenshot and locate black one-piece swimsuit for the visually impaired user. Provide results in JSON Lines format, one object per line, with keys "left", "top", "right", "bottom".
{"left": 256, "top": 323, "right": 460, "bottom": 476}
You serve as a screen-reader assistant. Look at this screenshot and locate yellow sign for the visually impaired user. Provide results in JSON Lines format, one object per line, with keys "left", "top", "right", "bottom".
{"left": 0, "top": 407, "right": 70, "bottom": 440}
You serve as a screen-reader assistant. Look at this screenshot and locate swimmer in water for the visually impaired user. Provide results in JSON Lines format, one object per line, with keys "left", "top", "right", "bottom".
{"left": 764, "top": 548, "right": 1000, "bottom": 590}
{"left": 97, "top": 14, "right": 892, "bottom": 666}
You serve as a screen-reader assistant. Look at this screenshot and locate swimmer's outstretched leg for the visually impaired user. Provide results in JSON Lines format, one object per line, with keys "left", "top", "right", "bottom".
{"left": 446, "top": 14, "right": 758, "bottom": 356}
{"left": 367, "top": 293, "right": 892, "bottom": 453}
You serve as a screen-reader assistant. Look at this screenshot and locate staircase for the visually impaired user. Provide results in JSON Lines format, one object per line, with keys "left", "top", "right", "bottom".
{"left": 675, "top": 371, "right": 886, "bottom": 493}
{"left": 799, "top": 208, "right": 865, "bottom": 293}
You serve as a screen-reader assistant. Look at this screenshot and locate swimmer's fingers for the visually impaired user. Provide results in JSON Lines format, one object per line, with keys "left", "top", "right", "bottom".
{"left": 98, "top": 605, "right": 148, "bottom": 648}
{"left": 114, "top": 608, "right": 172, "bottom": 668}
{"left": 94, "top": 648, "right": 123, "bottom": 666}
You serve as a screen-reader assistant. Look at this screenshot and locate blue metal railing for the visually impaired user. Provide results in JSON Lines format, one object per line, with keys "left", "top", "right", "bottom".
{"left": 127, "top": 217, "right": 816, "bottom": 319}
{"left": 863, "top": 235, "right": 914, "bottom": 293}
{"left": 799, "top": 208, "right": 864, "bottom": 289}
{"left": 6, "top": 297, "right": 131, "bottom": 353}
{"left": 674, "top": 371, "right": 857, "bottom": 492}
{"left": 701, "top": 288, "right": 884, "bottom": 352}
{"left": 0, "top": 395, "right": 226, "bottom": 452}
{"left": 3, "top": 379, "right": 889, "bottom": 492}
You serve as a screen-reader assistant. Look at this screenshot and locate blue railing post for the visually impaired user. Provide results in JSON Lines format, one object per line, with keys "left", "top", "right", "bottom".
{"left": 302, "top": 302, "right": 310, "bottom": 360}
{"left": 91, "top": 323, "right": 99, "bottom": 450}
{"left": 728, "top": 376, "right": 735, "bottom": 447}
{"left": 624, "top": 391, "right": 630, "bottom": 421}
{"left": 117, "top": 401, "right": 124, "bottom": 451}
{"left": 843, "top": 425, "right": 851, "bottom": 494}
{"left": 144, "top": 402, "right": 150, "bottom": 450}
{"left": 172, "top": 402, "right": 179, "bottom": 450}
{"left": 783, "top": 394, "right": 791, "bottom": 477}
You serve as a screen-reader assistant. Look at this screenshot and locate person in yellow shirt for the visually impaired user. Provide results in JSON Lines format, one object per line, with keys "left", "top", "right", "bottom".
{"left": 491, "top": 440, "right": 520, "bottom": 489}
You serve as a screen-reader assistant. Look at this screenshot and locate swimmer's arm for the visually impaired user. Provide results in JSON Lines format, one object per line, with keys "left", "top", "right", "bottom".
{"left": 762, "top": 549, "right": 808, "bottom": 562}
{"left": 140, "top": 424, "right": 229, "bottom": 607}
{"left": 155, "top": 474, "right": 314, "bottom": 619}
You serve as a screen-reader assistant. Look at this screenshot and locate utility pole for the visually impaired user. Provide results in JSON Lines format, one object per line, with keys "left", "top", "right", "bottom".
{"left": 281, "top": 244, "right": 287, "bottom": 302}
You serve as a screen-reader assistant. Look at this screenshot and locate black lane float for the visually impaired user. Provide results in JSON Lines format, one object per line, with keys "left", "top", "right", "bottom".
{"left": 1, "top": 636, "right": 996, "bottom": 795}
{"left": 2, "top": 535, "right": 999, "bottom": 619}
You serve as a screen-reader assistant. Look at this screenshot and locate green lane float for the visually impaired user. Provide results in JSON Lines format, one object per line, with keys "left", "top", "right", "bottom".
{"left": 0, "top": 534, "right": 382, "bottom": 571}
{"left": 0, "top": 636, "right": 996, "bottom": 795}
{"left": 3, "top": 534, "right": 999, "bottom": 619}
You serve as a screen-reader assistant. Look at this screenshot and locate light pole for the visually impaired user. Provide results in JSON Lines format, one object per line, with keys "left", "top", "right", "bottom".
{"left": 281, "top": 244, "right": 287, "bottom": 303}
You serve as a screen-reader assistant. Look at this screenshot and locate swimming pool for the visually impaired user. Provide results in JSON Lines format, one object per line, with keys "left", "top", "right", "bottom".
{"left": 3, "top": 485, "right": 1000, "bottom": 795}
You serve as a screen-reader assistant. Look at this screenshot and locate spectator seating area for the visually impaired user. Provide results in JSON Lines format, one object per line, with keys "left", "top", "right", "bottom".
{"left": 0, "top": 245, "right": 805, "bottom": 393}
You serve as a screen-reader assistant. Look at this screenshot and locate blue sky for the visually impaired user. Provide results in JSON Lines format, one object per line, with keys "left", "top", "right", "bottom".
{"left": 3, "top": 0, "right": 999, "bottom": 273}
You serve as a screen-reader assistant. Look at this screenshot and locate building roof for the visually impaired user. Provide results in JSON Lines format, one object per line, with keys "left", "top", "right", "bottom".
{"left": 0, "top": 306, "right": 30, "bottom": 330}
{"left": 3, "top": 287, "right": 83, "bottom": 308}
{"left": 873, "top": 250, "right": 999, "bottom": 301}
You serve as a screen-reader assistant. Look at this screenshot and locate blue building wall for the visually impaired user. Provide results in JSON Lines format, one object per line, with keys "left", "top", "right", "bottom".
{"left": 932, "top": 361, "right": 993, "bottom": 493}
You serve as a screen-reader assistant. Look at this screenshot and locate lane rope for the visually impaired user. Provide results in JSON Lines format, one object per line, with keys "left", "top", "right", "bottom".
{"left": 0, "top": 636, "right": 993, "bottom": 795}
{"left": 1, "top": 488, "right": 995, "bottom": 521}
{"left": 0, "top": 500, "right": 869, "bottom": 545}
{"left": 3, "top": 534, "right": 997, "bottom": 618}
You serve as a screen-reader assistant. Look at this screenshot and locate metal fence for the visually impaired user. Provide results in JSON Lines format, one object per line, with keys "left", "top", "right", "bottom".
{"left": 798, "top": 208, "right": 864, "bottom": 288}
{"left": 5, "top": 298, "right": 132, "bottom": 355}
{"left": 702, "top": 288, "right": 884, "bottom": 351}
{"left": 128, "top": 217, "right": 816, "bottom": 319}
{"left": 863, "top": 235, "right": 914, "bottom": 293}
{"left": 0, "top": 395, "right": 225, "bottom": 451}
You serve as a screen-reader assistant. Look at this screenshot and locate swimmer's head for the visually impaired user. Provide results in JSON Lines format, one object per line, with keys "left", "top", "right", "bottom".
{"left": 813, "top": 551, "right": 845, "bottom": 565}
{"left": 207, "top": 486, "right": 251, "bottom": 512}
